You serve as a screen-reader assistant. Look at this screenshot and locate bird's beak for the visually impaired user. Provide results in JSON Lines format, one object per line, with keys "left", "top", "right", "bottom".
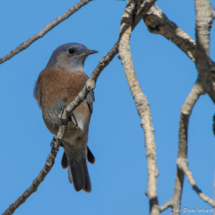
{"left": 87, "top": 50, "right": 98, "bottom": 55}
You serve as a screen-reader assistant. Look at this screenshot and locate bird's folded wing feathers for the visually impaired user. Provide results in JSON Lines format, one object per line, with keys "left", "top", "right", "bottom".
{"left": 86, "top": 91, "right": 95, "bottom": 114}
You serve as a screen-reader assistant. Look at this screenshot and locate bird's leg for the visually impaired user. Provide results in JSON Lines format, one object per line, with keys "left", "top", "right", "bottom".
{"left": 50, "top": 136, "right": 60, "bottom": 150}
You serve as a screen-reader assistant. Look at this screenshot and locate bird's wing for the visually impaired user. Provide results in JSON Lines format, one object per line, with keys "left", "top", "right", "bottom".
{"left": 86, "top": 90, "right": 95, "bottom": 114}
{"left": 33, "top": 80, "right": 42, "bottom": 108}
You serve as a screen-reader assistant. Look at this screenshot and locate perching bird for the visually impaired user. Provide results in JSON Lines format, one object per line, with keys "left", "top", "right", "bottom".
{"left": 34, "top": 43, "right": 98, "bottom": 192}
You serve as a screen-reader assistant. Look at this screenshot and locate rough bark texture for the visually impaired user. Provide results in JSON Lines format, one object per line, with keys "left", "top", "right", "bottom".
{"left": 144, "top": 5, "right": 196, "bottom": 62}
{"left": 143, "top": 5, "right": 215, "bottom": 104}
{"left": 0, "top": 0, "right": 92, "bottom": 64}
{"left": 160, "top": 199, "right": 173, "bottom": 212}
{"left": 195, "top": 0, "right": 215, "bottom": 96}
{"left": 171, "top": 1, "right": 215, "bottom": 214}
{"left": 118, "top": 1, "right": 159, "bottom": 214}
{"left": 139, "top": 2, "right": 215, "bottom": 213}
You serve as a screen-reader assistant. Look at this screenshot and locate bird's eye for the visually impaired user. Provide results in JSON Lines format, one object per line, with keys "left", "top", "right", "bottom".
{"left": 68, "top": 48, "right": 75, "bottom": 54}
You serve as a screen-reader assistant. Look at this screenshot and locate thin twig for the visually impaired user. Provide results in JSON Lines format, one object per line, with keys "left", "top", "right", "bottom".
{"left": 118, "top": 1, "right": 159, "bottom": 214}
{"left": 0, "top": 0, "right": 92, "bottom": 64}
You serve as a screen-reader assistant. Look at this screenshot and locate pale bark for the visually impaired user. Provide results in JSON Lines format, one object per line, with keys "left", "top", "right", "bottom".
{"left": 118, "top": 1, "right": 159, "bottom": 214}
{"left": 172, "top": 0, "right": 215, "bottom": 213}
{"left": 160, "top": 199, "right": 173, "bottom": 212}
{"left": 144, "top": 5, "right": 215, "bottom": 104}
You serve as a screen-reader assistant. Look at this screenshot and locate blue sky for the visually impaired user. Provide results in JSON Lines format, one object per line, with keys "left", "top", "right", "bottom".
{"left": 0, "top": 0, "right": 214, "bottom": 214}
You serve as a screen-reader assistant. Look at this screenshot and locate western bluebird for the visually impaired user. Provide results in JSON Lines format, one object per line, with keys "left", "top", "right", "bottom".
{"left": 34, "top": 43, "right": 98, "bottom": 192}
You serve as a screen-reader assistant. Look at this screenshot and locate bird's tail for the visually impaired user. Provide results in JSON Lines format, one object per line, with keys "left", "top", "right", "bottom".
{"left": 62, "top": 156, "right": 91, "bottom": 193}
{"left": 68, "top": 158, "right": 91, "bottom": 192}
{"left": 61, "top": 147, "right": 95, "bottom": 193}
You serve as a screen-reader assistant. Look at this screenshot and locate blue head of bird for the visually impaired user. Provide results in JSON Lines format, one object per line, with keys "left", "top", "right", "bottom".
{"left": 46, "top": 43, "right": 98, "bottom": 72}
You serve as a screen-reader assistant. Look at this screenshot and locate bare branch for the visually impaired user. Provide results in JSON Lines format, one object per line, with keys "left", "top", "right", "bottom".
{"left": 143, "top": 5, "right": 215, "bottom": 104}
{"left": 172, "top": 1, "right": 215, "bottom": 207}
{"left": 144, "top": 5, "right": 196, "bottom": 62}
{"left": 118, "top": 1, "right": 159, "bottom": 214}
{"left": 172, "top": 82, "right": 203, "bottom": 214}
{"left": 133, "top": 0, "right": 156, "bottom": 29}
{"left": 0, "top": 0, "right": 92, "bottom": 64}
{"left": 195, "top": 0, "right": 215, "bottom": 97}
{"left": 172, "top": 1, "right": 215, "bottom": 212}
{"left": 160, "top": 199, "right": 173, "bottom": 212}
{"left": 177, "top": 157, "right": 215, "bottom": 207}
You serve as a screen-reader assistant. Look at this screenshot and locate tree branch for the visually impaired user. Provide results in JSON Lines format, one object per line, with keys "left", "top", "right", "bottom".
{"left": 195, "top": 0, "right": 215, "bottom": 98}
{"left": 144, "top": 5, "right": 196, "bottom": 62}
{"left": 171, "top": 0, "right": 215, "bottom": 213}
{"left": 142, "top": 2, "right": 215, "bottom": 213}
{"left": 0, "top": 0, "right": 92, "bottom": 64}
{"left": 159, "top": 199, "right": 173, "bottom": 212}
{"left": 143, "top": 5, "right": 215, "bottom": 104}
{"left": 172, "top": 83, "right": 202, "bottom": 215}
{"left": 177, "top": 157, "right": 215, "bottom": 207}
{"left": 118, "top": 1, "right": 159, "bottom": 214}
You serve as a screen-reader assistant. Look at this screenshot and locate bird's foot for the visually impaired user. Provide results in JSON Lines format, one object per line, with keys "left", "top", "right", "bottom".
{"left": 69, "top": 113, "right": 80, "bottom": 130}
{"left": 50, "top": 137, "right": 60, "bottom": 150}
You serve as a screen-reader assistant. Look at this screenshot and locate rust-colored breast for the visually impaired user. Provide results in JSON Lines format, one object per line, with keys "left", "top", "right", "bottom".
{"left": 38, "top": 68, "right": 88, "bottom": 112}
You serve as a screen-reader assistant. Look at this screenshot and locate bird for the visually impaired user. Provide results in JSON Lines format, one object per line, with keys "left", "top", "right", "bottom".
{"left": 33, "top": 43, "right": 98, "bottom": 193}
